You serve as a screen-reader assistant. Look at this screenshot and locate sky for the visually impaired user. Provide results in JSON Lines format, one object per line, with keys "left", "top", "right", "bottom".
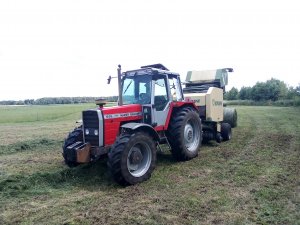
{"left": 0, "top": 0, "right": 299, "bottom": 100}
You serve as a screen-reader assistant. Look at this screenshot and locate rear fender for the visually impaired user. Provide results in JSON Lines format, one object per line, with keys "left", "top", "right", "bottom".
{"left": 164, "top": 102, "right": 199, "bottom": 129}
{"left": 121, "top": 123, "right": 160, "bottom": 142}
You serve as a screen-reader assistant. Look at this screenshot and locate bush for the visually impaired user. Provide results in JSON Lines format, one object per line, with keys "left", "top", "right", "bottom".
{"left": 293, "top": 96, "right": 300, "bottom": 106}
{"left": 224, "top": 99, "right": 300, "bottom": 107}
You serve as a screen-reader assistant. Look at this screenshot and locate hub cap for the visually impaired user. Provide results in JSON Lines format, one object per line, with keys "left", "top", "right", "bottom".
{"left": 184, "top": 119, "right": 200, "bottom": 152}
{"left": 127, "top": 141, "right": 152, "bottom": 177}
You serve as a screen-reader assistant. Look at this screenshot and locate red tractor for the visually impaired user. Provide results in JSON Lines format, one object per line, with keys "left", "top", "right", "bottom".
{"left": 63, "top": 64, "right": 235, "bottom": 185}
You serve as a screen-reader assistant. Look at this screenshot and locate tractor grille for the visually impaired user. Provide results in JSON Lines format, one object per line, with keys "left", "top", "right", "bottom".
{"left": 82, "top": 110, "right": 100, "bottom": 146}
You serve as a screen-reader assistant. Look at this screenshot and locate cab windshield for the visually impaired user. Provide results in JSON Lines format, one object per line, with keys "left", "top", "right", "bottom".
{"left": 122, "top": 75, "right": 152, "bottom": 105}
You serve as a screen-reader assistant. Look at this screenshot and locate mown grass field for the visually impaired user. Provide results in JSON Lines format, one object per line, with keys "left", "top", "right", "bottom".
{"left": 0, "top": 104, "right": 299, "bottom": 224}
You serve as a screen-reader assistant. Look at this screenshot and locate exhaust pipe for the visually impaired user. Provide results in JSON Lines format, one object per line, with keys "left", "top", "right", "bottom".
{"left": 117, "top": 64, "right": 123, "bottom": 106}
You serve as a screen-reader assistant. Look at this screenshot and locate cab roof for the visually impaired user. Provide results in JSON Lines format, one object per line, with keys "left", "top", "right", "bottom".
{"left": 123, "top": 64, "right": 180, "bottom": 78}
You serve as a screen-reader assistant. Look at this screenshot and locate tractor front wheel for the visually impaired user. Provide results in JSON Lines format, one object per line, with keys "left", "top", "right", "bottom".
{"left": 108, "top": 132, "right": 157, "bottom": 185}
{"left": 62, "top": 127, "right": 83, "bottom": 167}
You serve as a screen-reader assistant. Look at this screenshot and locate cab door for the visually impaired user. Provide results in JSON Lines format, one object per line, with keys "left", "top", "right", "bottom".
{"left": 152, "top": 77, "right": 170, "bottom": 128}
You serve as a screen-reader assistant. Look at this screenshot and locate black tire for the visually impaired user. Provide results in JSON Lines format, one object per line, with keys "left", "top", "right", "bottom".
{"left": 62, "top": 127, "right": 83, "bottom": 167}
{"left": 167, "top": 107, "right": 202, "bottom": 161}
{"left": 221, "top": 123, "right": 232, "bottom": 141}
{"left": 223, "top": 107, "right": 237, "bottom": 128}
{"left": 108, "top": 132, "right": 157, "bottom": 186}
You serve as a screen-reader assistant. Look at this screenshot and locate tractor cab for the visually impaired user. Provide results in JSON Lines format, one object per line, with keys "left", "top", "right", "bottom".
{"left": 120, "top": 64, "right": 184, "bottom": 127}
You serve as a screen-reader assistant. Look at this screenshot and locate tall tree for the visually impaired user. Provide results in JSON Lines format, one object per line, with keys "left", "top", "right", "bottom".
{"left": 239, "top": 86, "right": 252, "bottom": 100}
{"left": 225, "top": 87, "right": 239, "bottom": 100}
{"left": 251, "top": 78, "right": 288, "bottom": 101}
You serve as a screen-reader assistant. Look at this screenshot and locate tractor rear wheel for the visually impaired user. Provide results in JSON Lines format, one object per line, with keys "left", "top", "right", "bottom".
{"left": 167, "top": 107, "right": 202, "bottom": 161}
{"left": 221, "top": 123, "right": 232, "bottom": 141}
{"left": 108, "top": 132, "right": 157, "bottom": 185}
{"left": 62, "top": 127, "right": 83, "bottom": 167}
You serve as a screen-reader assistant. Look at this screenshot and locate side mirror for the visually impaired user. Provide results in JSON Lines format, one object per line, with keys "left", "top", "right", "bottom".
{"left": 107, "top": 75, "right": 112, "bottom": 84}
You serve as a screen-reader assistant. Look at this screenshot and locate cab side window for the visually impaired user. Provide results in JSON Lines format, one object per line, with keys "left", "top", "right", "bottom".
{"left": 154, "top": 78, "right": 168, "bottom": 111}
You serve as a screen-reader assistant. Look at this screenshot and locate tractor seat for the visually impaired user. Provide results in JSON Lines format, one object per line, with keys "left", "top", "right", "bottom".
{"left": 154, "top": 96, "right": 168, "bottom": 111}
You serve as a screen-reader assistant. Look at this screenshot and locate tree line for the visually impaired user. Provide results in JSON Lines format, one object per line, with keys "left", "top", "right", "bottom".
{"left": 224, "top": 78, "right": 300, "bottom": 101}
{"left": 1, "top": 78, "right": 299, "bottom": 105}
{"left": 0, "top": 96, "right": 118, "bottom": 105}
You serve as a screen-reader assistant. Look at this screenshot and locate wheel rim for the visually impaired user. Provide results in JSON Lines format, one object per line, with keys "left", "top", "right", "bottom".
{"left": 184, "top": 119, "right": 200, "bottom": 152}
{"left": 127, "top": 141, "right": 152, "bottom": 177}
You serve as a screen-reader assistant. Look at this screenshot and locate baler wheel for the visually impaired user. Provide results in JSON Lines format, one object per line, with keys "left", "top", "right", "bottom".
{"left": 221, "top": 123, "right": 232, "bottom": 141}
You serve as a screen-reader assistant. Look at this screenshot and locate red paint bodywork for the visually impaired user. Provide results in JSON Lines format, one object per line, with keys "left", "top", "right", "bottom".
{"left": 100, "top": 101, "right": 197, "bottom": 146}
{"left": 101, "top": 104, "right": 142, "bottom": 145}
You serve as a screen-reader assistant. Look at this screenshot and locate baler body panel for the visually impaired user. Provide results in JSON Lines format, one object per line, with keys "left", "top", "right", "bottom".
{"left": 205, "top": 87, "right": 223, "bottom": 122}
{"left": 184, "top": 93, "right": 206, "bottom": 106}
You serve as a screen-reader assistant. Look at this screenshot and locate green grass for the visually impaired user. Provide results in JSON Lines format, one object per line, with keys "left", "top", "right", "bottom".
{"left": 0, "top": 104, "right": 95, "bottom": 124}
{"left": 0, "top": 103, "right": 117, "bottom": 124}
{"left": 0, "top": 105, "right": 299, "bottom": 224}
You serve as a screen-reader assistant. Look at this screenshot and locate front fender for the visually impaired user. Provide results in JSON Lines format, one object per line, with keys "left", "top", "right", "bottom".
{"left": 121, "top": 123, "right": 160, "bottom": 142}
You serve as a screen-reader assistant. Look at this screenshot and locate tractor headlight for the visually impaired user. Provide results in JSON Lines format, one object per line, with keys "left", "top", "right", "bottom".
{"left": 85, "top": 129, "right": 90, "bottom": 135}
{"left": 94, "top": 129, "right": 98, "bottom": 136}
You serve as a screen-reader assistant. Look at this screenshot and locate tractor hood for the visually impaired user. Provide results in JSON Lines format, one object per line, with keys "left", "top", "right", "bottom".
{"left": 101, "top": 104, "right": 143, "bottom": 146}
{"left": 101, "top": 104, "right": 143, "bottom": 121}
